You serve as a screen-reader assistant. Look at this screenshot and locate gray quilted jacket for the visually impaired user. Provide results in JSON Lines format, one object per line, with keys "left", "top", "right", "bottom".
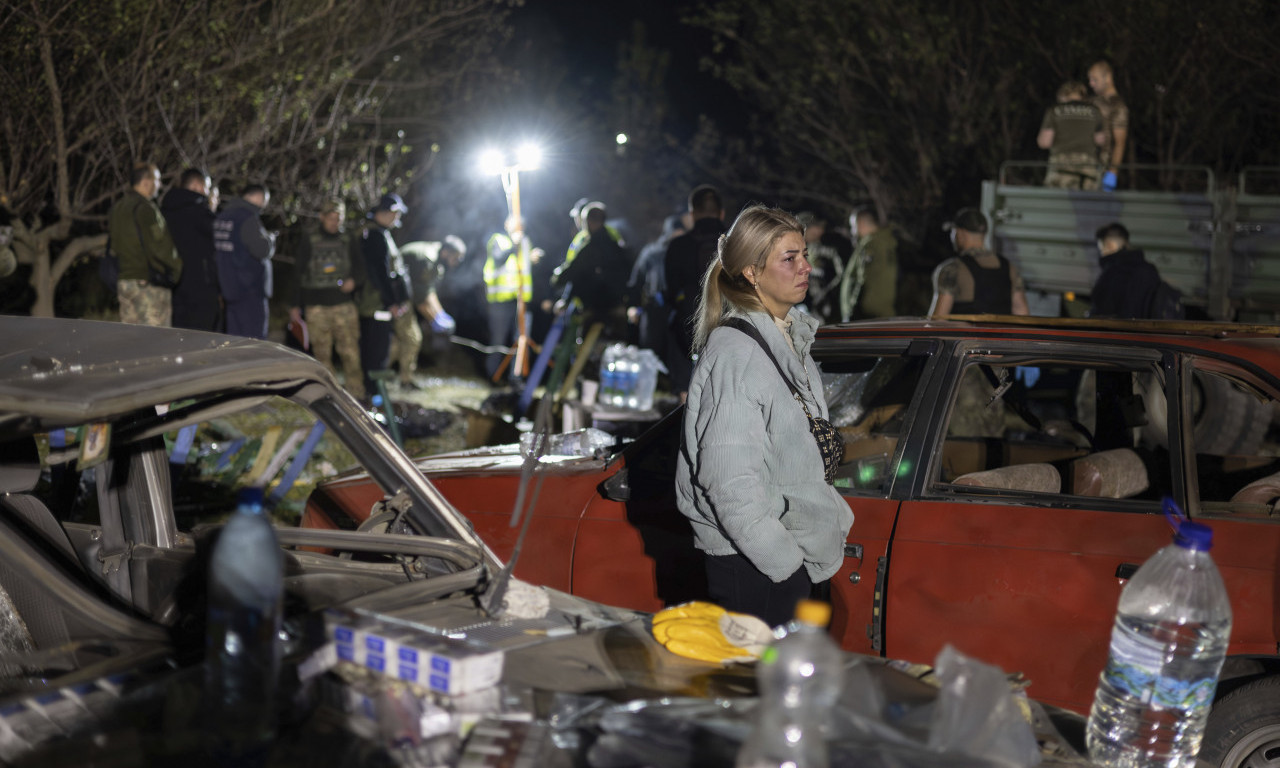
{"left": 675, "top": 308, "right": 854, "bottom": 583}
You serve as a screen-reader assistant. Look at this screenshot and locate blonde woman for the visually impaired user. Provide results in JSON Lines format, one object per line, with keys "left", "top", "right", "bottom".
{"left": 675, "top": 205, "right": 852, "bottom": 627}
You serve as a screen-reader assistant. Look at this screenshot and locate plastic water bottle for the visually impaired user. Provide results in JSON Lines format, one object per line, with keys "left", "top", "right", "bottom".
{"left": 632, "top": 349, "right": 662, "bottom": 411}
{"left": 737, "top": 600, "right": 844, "bottom": 768}
{"left": 1087, "top": 500, "right": 1232, "bottom": 768}
{"left": 621, "top": 347, "right": 640, "bottom": 409}
{"left": 205, "top": 486, "right": 285, "bottom": 762}
{"left": 599, "top": 345, "right": 621, "bottom": 407}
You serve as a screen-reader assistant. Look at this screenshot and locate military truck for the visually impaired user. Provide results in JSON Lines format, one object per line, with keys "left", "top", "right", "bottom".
{"left": 982, "top": 164, "right": 1280, "bottom": 320}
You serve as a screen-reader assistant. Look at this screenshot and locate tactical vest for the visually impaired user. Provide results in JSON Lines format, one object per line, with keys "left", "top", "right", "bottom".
{"left": 484, "top": 232, "right": 531, "bottom": 303}
{"left": 302, "top": 231, "right": 350, "bottom": 291}
{"left": 953, "top": 251, "right": 1012, "bottom": 314}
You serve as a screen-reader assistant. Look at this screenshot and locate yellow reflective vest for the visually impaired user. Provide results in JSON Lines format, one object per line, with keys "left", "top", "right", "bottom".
{"left": 484, "top": 231, "right": 532, "bottom": 303}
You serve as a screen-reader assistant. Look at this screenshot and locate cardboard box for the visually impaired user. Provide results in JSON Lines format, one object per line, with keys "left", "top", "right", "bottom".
{"left": 326, "top": 612, "right": 505, "bottom": 696}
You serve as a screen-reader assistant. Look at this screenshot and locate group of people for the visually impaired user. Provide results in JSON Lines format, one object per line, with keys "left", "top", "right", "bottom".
{"left": 107, "top": 163, "right": 464, "bottom": 402}
{"left": 1037, "top": 59, "right": 1129, "bottom": 190}
{"left": 108, "top": 162, "right": 278, "bottom": 336}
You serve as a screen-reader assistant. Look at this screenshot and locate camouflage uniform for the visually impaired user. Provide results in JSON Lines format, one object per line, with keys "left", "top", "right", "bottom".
{"left": 107, "top": 188, "right": 183, "bottom": 327}
{"left": 308, "top": 303, "right": 364, "bottom": 399}
{"left": 1093, "top": 92, "right": 1129, "bottom": 170}
{"left": 1041, "top": 100, "right": 1105, "bottom": 190}
{"left": 117, "top": 280, "right": 173, "bottom": 327}
{"left": 391, "top": 311, "right": 423, "bottom": 384}
{"left": 295, "top": 226, "right": 365, "bottom": 399}
{"left": 840, "top": 227, "right": 898, "bottom": 320}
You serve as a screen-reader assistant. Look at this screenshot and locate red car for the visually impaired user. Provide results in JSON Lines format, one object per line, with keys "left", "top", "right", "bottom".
{"left": 303, "top": 316, "right": 1280, "bottom": 766}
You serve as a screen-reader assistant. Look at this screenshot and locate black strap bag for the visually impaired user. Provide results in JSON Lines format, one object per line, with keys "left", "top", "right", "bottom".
{"left": 722, "top": 318, "right": 844, "bottom": 484}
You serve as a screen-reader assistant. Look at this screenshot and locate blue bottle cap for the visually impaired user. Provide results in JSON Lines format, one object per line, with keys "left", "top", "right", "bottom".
{"left": 371, "top": 394, "right": 383, "bottom": 407}
{"left": 1173, "top": 520, "right": 1213, "bottom": 551}
{"left": 237, "top": 486, "right": 264, "bottom": 508}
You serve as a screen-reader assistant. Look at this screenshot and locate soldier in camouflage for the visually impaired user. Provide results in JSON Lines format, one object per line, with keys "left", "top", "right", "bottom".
{"left": 291, "top": 200, "right": 365, "bottom": 400}
{"left": 1037, "top": 81, "right": 1106, "bottom": 190}
{"left": 1089, "top": 61, "right": 1129, "bottom": 190}
{"left": 108, "top": 162, "right": 184, "bottom": 327}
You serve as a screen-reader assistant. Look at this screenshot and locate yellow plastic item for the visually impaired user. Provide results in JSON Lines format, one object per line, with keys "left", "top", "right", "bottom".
{"left": 652, "top": 601, "right": 726, "bottom": 625}
{"left": 651, "top": 601, "right": 769, "bottom": 665}
{"left": 662, "top": 638, "right": 753, "bottom": 664}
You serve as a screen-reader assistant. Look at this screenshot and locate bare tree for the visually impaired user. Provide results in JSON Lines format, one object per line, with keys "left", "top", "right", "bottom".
{"left": 0, "top": 0, "right": 510, "bottom": 316}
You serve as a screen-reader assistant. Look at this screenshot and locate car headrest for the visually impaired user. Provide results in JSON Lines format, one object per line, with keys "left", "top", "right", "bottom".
{"left": 953, "top": 463, "right": 1062, "bottom": 494}
{"left": 0, "top": 437, "right": 42, "bottom": 494}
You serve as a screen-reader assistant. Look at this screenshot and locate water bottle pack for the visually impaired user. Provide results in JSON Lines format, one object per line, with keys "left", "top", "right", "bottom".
{"left": 597, "top": 344, "right": 664, "bottom": 411}
{"left": 1087, "top": 498, "right": 1232, "bottom": 768}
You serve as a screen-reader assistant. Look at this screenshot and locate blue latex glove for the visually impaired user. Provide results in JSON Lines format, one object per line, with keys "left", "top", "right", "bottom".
{"left": 1101, "top": 171, "right": 1117, "bottom": 191}
{"left": 430, "top": 311, "right": 455, "bottom": 334}
{"left": 1015, "top": 366, "right": 1041, "bottom": 388}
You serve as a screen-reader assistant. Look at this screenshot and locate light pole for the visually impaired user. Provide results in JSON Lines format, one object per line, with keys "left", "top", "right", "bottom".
{"left": 479, "top": 143, "right": 542, "bottom": 382}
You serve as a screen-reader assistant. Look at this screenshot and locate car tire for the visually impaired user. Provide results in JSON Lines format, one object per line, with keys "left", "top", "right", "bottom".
{"left": 1192, "top": 373, "right": 1270, "bottom": 457}
{"left": 1199, "top": 676, "right": 1280, "bottom": 768}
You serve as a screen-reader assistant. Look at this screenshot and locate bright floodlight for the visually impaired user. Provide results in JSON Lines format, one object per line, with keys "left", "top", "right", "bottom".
{"left": 516, "top": 143, "right": 542, "bottom": 170}
{"left": 478, "top": 148, "right": 505, "bottom": 176}
{"left": 616, "top": 133, "right": 629, "bottom": 146}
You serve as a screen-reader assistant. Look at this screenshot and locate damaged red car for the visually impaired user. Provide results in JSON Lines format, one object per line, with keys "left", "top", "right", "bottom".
{"left": 303, "top": 316, "right": 1280, "bottom": 766}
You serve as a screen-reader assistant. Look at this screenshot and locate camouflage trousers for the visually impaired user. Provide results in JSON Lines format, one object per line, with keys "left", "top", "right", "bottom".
{"left": 118, "top": 280, "right": 172, "bottom": 327}
{"left": 1045, "top": 153, "right": 1101, "bottom": 190}
{"left": 389, "top": 310, "right": 423, "bottom": 384}
{"left": 306, "top": 302, "right": 365, "bottom": 400}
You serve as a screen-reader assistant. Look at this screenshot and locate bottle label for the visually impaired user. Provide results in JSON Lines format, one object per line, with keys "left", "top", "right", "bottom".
{"left": 1102, "top": 624, "right": 1218, "bottom": 711}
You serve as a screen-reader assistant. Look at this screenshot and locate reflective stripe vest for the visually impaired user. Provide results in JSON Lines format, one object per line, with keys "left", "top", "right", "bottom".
{"left": 484, "top": 232, "right": 531, "bottom": 303}
{"left": 564, "top": 224, "right": 622, "bottom": 267}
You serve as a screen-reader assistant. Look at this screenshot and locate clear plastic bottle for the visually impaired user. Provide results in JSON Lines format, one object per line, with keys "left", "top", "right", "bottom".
{"left": 632, "top": 349, "right": 662, "bottom": 411}
{"left": 1087, "top": 501, "right": 1232, "bottom": 768}
{"left": 599, "top": 344, "right": 621, "bottom": 407}
{"left": 205, "top": 486, "right": 285, "bottom": 762}
{"left": 621, "top": 346, "right": 640, "bottom": 409}
{"left": 737, "top": 600, "right": 844, "bottom": 768}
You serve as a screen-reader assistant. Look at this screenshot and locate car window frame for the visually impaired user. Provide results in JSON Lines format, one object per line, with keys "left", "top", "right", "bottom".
{"left": 812, "top": 337, "right": 943, "bottom": 500}
{"left": 914, "top": 339, "right": 1181, "bottom": 512}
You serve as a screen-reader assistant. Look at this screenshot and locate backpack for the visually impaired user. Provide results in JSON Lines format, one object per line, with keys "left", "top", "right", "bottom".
{"left": 1147, "top": 280, "right": 1185, "bottom": 320}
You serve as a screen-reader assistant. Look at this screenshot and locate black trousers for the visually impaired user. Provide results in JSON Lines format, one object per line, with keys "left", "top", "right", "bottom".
{"left": 359, "top": 316, "right": 392, "bottom": 397}
{"left": 705, "top": 553, "right": 827, "bottom": 628}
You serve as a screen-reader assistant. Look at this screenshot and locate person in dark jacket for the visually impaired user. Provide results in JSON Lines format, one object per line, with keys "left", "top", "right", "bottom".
{"left": 357, "top": 193, "right": 415, "bottom": 395}
{"left": 664, "top": 185, "right": 727, "bottom": 398}
{"left": 1089, "top": 222, "right": 1164, "bottom": 319}
{"left": 628, "top": 213, "right": 688, "bottom": 358}
{"left": 214, "top": 184, "right": 275, "bottom": 339}
{"left": 551, "top": 202, "right": 631, "bottom": 339}
{"left": 161, "top": 168, "right": 220, "bottom": 331}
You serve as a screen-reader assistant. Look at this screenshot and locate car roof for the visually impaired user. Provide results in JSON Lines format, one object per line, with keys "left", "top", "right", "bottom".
{"left": 0, "top": 317, "right": 329, "bottom": 425}
{"left": 820, "top": 314, "right": 1280, "bottom": 352}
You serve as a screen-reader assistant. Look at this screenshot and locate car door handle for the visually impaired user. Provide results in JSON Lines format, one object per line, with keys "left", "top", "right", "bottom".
{"left": 1115, "top": 563, "right": 1140, "bottom": 580}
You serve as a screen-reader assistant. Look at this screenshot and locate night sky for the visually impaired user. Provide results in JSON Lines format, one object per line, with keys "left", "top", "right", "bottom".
{"left": 411, "top": 0, "right": 733, "bottom": 258}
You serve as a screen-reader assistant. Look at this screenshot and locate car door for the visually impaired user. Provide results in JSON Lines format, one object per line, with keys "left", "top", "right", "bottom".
{"left": 886, "top": 340, "right": 1184, "bottom": 713}
{"left": 815, "top": 339, "right": 937, "bottom": 656}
